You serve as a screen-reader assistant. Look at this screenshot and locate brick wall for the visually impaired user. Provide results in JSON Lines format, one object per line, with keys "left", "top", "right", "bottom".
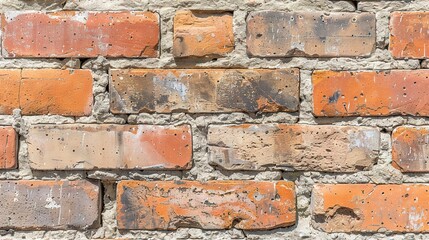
{"left": 0, "top": 0, "right": 428, "bottom": 239}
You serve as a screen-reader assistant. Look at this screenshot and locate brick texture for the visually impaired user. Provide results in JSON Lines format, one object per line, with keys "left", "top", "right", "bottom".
{"left": 110, "top": 69, "right": 299, "bottom": 113}
{"left": 2, "top": 11, "right": 159, "bottom": 58}
{"left": 117, "top": 180, "right": 295, "bottom": 230}
{"left": 392, "top": 126, "right": 429, "bottom": 172}
{"left": 312, "top": 184, "right": 429, "bottom": 233}
{"left": 173, "top": 10, "right": 234, "bottom": 58}
{"left": 247, "top": 12, "right": 375, "bottom": 57}
{"left": 390, "top": 12, "right": 429, "bottom": 59}
{"left": 27, "top": 124, "right": 192, "bottom": 170}
{"left": 208, "top": 124, "right": 380, "bottom": 172}
{"left": 0, "top": 127, "right": 17, "bottom": 169}
{"left": 0, "top": 69, "right": 20, "bottom": 115}
{"left": 313, "top": 70, "right": 429, "bottom": 117}
{"left": 0, "top": 180, "right": 100, "bottom": 230}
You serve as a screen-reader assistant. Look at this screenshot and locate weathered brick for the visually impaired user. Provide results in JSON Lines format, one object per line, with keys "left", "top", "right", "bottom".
{"left": 313, "top": 70, "right": 429, "bottom": 117}
{"left": 312, "top": 184, "right": 429, "bottom": 232}
{"left": 208, "top": 124, "right": 379, "bottom": 172}
{"left": 0, "top": 180, "right": 100, "bottom": 230}
{"left": 0, "top": 69, "right": 20, "bottom": 115}
{"left": 20, "top": 69, "right": 92, "bottom": 116}
{"left": 391, "top": 126, "right": 429, "bottom": 172}
{"left": 0, "top": 127, "right": 17, "bottom": 169}
{"left": 173, "top": 10, "right": 234, "bottom": 58}
{"left": 110, "top": 69, "right": 299, "bottom": 113}
{"left": 2, "top": 11, "right": 159, "bottom": 58}
{"left": 117, "top": 180, "right": 295, "bottom": 230}
{"left": 247, "top": 11, "right": 375, "bottom": 57}
{"left": 27, "top": 124, "right": 192, "bottom": 170}
{"left": 390, "top": 12, "right": 429, "bottom": 59}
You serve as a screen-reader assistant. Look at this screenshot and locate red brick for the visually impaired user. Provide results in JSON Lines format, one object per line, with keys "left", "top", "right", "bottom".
{"left": 110, "top": 69, "right": 299, "bottom": 113}
{"left": 173, "top": 10, "right": 234, "bottom": 58}
{"left": 0, "top": 127, "right": 17, "bottom": 169}
{"left": 2, "top": 11, "right": 159, "bottom": 58}
{"left": 117, "top": 180, "right": 295, "bottom": 230}
{"left": 0, "top": 180, "right": 100, "bottom": 230}
{"left": 312, "top": 184, "right": 429, "bottom": 232}
{"left": 247, "top": 12, "right": 375, "bottom": 57}
{"left": 208, "top": 124, "right": 380, "bottom": 172}
{"left": 392, "top": 126, "right": 429, "bottom": 172}
{"left": 27, "top": 124, "right": 192, "bottom": 170}
{"left": 390, "top": 12, "right": 429, "bottom": 59}
{"left": 313, "top": 70, "right": 429, "bottom": 117}
{"left": 0, "top": 69, "right": 20, "bottom": 115}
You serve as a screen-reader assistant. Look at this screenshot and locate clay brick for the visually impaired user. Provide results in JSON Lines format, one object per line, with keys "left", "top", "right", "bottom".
{"left": 208, "top": 124, "right": 380, "bottom": 172}
{"left": 0, "top": 127, "right": 17, "bottom": 169}
{"left": 0, "top": 180, "right": 100, "bottom": 230}
{"left": 117, "top": 180, "right": 295, "bottom": 230}
{"left": 247, "top": 11, "right": 375, "bottom": 57}
{"left": 313, "top": 70, "right": 429, "bottom": 117}
{"left": 390, "top": 12, "right": 429, "bottom": 59}
{"left": 391, "top": 126, "right": 429, "bottom": 172}
{"left": 20, "top": 69, "right": 92, "bottom": 116}
{"left": 110, "top": 69, "right": 299, "bottom": 113}
{"left": 27, "top": 124, "right": 192, "bottom": 170}
{"left": 173, "top": 10, "right": 234, "bottom": 58}
{"left": 312, "top": 184, "right": 429, "bottom": 232}
{"left": 0, "top": 69, "right": 20, "bottom": 115}
{"left": 2, "top": 11, "right": 159, "bottom": 58}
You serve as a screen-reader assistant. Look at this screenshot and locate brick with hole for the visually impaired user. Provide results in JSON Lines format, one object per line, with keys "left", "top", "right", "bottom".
{"left": 313, "top": 70, "right": 429, "bottom": 117}
{"left": 390, "top": 12, "right": 429, "bottom": 59}
{"left": 117, "top": 180, "right": 296, "bottom": 230}
{"left": 173, "top": 10, "right": 234, "bottom": 58}
{"left": 312, "top": 184, "right": 429, "bottom": 232}
{"left": 27, "top": 124, "right": 192, "bottom": 170}
{"left": 0, "top": 180, "right": 100, "bottom": 230}
{"left": 0, "top": 127, "right": 17, "bottom": 169}
{"left": 208, "top": 124, "right": 380, "bottom": 172}
{"left": 109, "top": 69, "right": 299, "bottom": 113}
{"left": 392, "top": 126, "right": 429, "bottom": 172}
{"left": 247, "top": 11, "right": 375, "bottom": 57}
{"left": 2, "top": 11, "right": 159, "bottom": 58}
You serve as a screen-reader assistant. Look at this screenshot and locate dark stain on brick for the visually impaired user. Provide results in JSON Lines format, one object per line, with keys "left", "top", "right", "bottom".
{"left": 328, "top": 91, "right": 341, "bottom": 103}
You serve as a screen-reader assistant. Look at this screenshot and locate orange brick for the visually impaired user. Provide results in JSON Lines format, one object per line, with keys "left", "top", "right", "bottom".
{"left": 0, "top": 70, "right": 20, "bottom": 114}
{"left": 392, "top": 126, "right": 429, "bottom": 172}
{"left": 247, "top": 12, "right": 375, "bottom": 57}
{"left": 0, "top": 127, "right": 17, "bottom": 169}
{"left": 312, "top": 184, "right": 429, "bottom": 232}
{"left": 110, "top": 69, "right": 299, "bottom": 113}
{"left": 2, "top": 11, "right": 159, "bottom": 58}
{"left": 20, "top": 69, "right": 92, "bottom": 116}
{"left": 27, "top": 124, "right": 192, "bottom": 170}
{"left": 0, "top": 180, "right": 100, "bottom": 230}
{"left": 313, "top": 70, "right": 429, "bottom": 117}
{"left": 208, "top": 124, "right": 380, "bottom": 172}
{"left": 117, "top": 180, "right": 295, "bottom": 230}
{"left": 173, "top": 10, "right": 234, "bottom": 58}
{"left": 390, "top": 12, "right": 429, "bottom": 59}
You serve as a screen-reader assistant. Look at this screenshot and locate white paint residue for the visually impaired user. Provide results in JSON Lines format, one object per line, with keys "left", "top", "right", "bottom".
{"left": 154, "top": 73, "right": 189, "bottom": 101}
{"left": 44, "top": 188, "right": 61, "bottom": 209}
{"left": 70, "top": 12, "right": 89, "bottom": 24}
{"left": 13, "top": 190, "right": 19, "bottom": 202}
{"left": 408, "top": 206, "right": 424, "bottom": 230}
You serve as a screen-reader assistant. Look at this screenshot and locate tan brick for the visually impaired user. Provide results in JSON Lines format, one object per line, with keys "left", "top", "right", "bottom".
{"left": 173, "top": 10, "right": 234, "bottom": 58}
{"left": 110, "top": 69, "right": 299, "bottom": 113}
{"left": 208, "top": 124, "right": 380, "bottom": 172}
{"left": 0, "top": 69, "right": 20, "bottom": 115}
{"left": 27, "top": 124, "right": 192, "bottom": 170}
{"left": 2, "top": 11, "right": 159, "bottom": 58}
{"left": 392, "top": 126, "right": 429, "bottom": 172}
{"left": 0, "top": 180, "right": 100, "bottom": 230}
{"left": 0, "top": 127, "right": 17, "bottom": 169}
{"left": 20, "top": 69, "right": 92, "bottom": 116}
{"left": 390, "top": 12, "right": 429, "bottom": 59}
{"left": 312, "top": 184, "right": 429, "bottom": 232}
{"left": 117, "top": 180, "right": 295, "bottom": 230}
{"left": 313, "top": 70, "right": 429, "bottom": 117}
{"left": 247, "top": 11, "right": 375, "bottom": 57}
